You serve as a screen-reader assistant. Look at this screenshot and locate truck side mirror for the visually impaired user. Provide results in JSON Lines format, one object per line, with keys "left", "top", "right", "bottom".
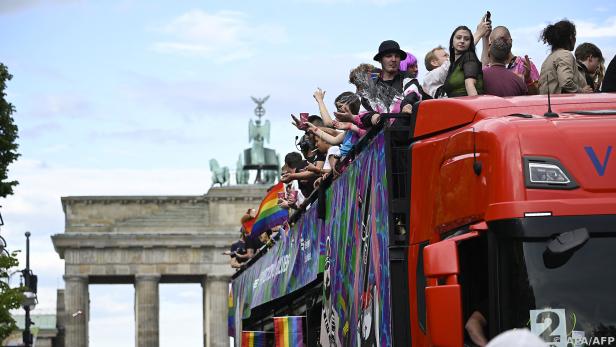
{"left": 424, "top": 231, "right": 479, "bottom": 347}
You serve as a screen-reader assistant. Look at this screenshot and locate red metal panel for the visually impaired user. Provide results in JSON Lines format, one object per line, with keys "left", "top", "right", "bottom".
{"left": 423, "top": 241, "right": 458, "bottom": 277}
{"left": 424, "top": 232, "right": 479, "bottom": 281}
{"left": 486, "top": 198, "right": 616, "bottom": 220}
{"left": 426, "top": 285, "right": 463, "bottom": 347}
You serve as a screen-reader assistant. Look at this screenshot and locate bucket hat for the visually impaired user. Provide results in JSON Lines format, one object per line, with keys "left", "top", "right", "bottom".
{"left": 374, "top": 40, "right": 407, "bottom": 61}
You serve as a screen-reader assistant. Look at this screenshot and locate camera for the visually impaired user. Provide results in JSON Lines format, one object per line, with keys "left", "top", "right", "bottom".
{"left": 485, "top": 11, "right": 491, "bottom": 23}
{"left": 296, "top": 134, "right": 314, "bottom": 153}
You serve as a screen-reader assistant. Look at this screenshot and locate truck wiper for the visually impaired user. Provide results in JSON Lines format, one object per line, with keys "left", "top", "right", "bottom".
{"left": 543, "top": 228, "right": 589, "bottom": 268}
{"left": 506, "top": 113, "right": 534, "bottom": 118}
{"left": 563, "top": 110, "right": 616, "bottom": 116}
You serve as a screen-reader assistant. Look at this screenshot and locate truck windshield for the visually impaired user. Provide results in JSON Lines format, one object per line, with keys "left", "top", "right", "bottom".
{"left": 496, "top": 232, "right": 616, "bottom": 345}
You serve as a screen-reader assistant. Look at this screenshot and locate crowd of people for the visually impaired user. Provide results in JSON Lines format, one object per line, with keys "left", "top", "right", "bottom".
{"left": 226, "top": 14, "right": 615, "bottom": 347}
{"left": 227, "top": 15, "right": 616, "bottom": 270}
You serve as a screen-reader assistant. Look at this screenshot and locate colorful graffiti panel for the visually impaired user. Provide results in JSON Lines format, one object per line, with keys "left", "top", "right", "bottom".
{"left": 320, "top": 133, "right": 391, "bottom": 347}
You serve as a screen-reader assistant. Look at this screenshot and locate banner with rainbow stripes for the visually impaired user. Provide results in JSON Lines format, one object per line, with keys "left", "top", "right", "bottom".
{"left": 241, "top": 331, "right": 267, "bottom": 347}
{"left": 244, "top": 181, "right": 288, "bottom": 238}
{"left": 228, "top": 286, "right": 235, "bottom": 337}
{"left": 273, "top": 316, "right": 304, "bottom": 347}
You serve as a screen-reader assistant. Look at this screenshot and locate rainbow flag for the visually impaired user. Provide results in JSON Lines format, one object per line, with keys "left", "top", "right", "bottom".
{"left": 245, "top": 182, "right": 288, "bottom": 238}
{"left": 241, "top": 331, "right": 267, "bottom": 347}
{"left": 227, "top": 287, "right": 235, "bottom": 337}
{"left": 274, "top": 316, "right": 304, "bottom": 347}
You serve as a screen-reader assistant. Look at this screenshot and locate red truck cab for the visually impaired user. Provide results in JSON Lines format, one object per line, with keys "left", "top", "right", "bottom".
{"left": 410, "top": 94, "right": 616, "bottom": 346}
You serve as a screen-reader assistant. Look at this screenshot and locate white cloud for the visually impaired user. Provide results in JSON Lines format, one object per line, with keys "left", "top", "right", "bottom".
{"left": 86, "top": 284, "right": 203, "bottom": 346}
{"left": 20, "top": 92, "right": 92, "bottom": 120}
{"left": 89, "top": 287, "right": 135, "bottom": 347}
{"left": 577, "top": 17, "right": 616, "bottom": 38}
{"left": 91, "top": 287, "right": 135, "bottom": 314}
{"left": 297, "top": 0, "right": 401, "bottom": 4}
{"left": 151, "top": 10, "right": 287, "bottom": 61}
{"left": 594, "top": 6, "right": 610, "bottom": 13}
{"left": 0, "top": 0, "right": 77, "bottom": 14}
{"left": 506, "top": 19, "right": 616, "bottom": 69}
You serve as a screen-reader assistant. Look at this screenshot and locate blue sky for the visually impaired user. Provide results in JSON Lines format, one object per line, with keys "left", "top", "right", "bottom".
{"left": 1, "top": 0, "right": 615, "bottom": 346}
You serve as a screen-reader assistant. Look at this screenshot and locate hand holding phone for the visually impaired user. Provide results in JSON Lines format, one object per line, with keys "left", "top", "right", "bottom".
{"left": 291, "top": 114, "right": 308, "bottom": 130}
{"left": 289, "top": 190, "right": 298, "bottom": 203}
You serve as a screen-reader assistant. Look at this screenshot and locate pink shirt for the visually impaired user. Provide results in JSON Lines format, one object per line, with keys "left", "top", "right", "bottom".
{"left": 508, "top": 56, "right": 540, "bottom": 83}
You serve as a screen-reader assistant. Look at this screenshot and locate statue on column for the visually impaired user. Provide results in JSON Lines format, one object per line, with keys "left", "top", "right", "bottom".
{"left": 210, "top": 95, "right": 280, "bottom": 186}
{"left": 241, "top": 96, "right": 279, "bottom": 184}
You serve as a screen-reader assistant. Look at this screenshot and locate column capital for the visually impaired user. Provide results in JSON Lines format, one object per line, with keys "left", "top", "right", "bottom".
{"left": 63, "top": 274, "right": 88, "bottom": 283}
{"left": 135, "top": 273, "right": 161, "bottom": 282}
{"left": 207, "top": 274, "right": 231, "bottom": 282}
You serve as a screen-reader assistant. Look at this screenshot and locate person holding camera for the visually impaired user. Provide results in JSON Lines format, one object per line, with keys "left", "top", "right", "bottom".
{"left": 281, "top": 151, "right": 320, "bottom": 199}
{"left": 278, "top": 164, "right": 305, "bottom": 210}
{"left": 227, "top": 230, "right": 249, "bottom": 269}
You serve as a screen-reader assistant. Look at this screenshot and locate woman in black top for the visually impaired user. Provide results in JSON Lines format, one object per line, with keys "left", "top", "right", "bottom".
{"left": 443, "top": 25, "right": 484, "bottom": 97}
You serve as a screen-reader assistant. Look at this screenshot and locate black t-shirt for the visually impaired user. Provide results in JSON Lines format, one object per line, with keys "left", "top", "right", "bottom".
{"left": 602, "top": 55, "right": 616, "bottom": 92}
{"left": 296, "top": 160, "right": 317, "bottom": 198}
{"left": 230, "top": 239, "right": 248, "bottom": 263}
{"left": 314, "top": 152, "right": 326, "bottom": 162}
{"left": 377, "top": 71, "right": 410, "bottom": 94}
{"left": 245, "top": 236, "right": 264, "bottom": 253}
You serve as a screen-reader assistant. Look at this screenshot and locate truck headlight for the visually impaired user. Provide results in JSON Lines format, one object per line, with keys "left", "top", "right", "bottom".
{"left": 523, "top": 157, "right": 578, "bottom": 189}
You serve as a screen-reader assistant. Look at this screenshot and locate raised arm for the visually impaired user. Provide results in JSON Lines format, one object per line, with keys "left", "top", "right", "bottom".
{"left": 307, "top": 122, "right": 344, "bottom": 145}
{"left": 313, "top": 88, "right": 335, "bottom": 127}
{"left": 475, "top": 15, "right": 491, "bottom": 67}
{"left": 281, "top": 169, "right": 318, "bottom": 183}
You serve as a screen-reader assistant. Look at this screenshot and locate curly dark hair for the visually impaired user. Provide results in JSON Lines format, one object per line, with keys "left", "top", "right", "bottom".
{"left": 540, "top": 19, "right": 576, "bottom": 51}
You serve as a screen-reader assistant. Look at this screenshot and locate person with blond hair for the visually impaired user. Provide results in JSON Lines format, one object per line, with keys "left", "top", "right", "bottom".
{"left": 422, "top": 46, "right": 450, "bottom": 98}
{"left": 575, "top": 42, "right": 604, "bottom": 92}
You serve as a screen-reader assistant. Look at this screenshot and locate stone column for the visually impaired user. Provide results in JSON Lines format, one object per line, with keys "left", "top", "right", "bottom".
{"left": 135, "top": 274, "right": 160, "bottom": 347}
{"left": 64, "top": 275, "right": 89, "bottom": 347}
{"left": 204, "top": 275, "right": 230, "bottom": 347}
{"left": 201, "top": 277, "right": 207, "bottom": 347}
{"left": 56, "top": 289, "right": 66, "bottom": 347}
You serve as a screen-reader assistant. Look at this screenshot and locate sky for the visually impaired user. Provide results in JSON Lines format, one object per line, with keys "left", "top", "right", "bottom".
{"left": 1, "top": 0, "right": 615, "bottom": 346}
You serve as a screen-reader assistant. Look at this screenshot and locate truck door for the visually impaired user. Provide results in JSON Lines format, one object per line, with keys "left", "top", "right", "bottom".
{"left": 423, "top": 230, "right": 488, "bottom": 347}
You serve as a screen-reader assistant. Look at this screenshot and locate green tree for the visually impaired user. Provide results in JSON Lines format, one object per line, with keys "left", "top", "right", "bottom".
{"left": 0, "top": 63, "right": 22, "bottom": 342}
{"left": 0, "top": 63, "right": 19, "bottom": 197}
{"left": 0, "top": 250, "right": 23, "bottom": 341}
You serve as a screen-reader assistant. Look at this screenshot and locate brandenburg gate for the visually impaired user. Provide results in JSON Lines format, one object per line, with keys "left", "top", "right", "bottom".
{"left": 51, "top": 186, "right": 266, "bottom": 347}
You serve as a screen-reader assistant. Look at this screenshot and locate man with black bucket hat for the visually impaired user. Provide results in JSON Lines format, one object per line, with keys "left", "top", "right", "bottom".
{"left": 356, "top": 40, "right": 428, "bottom": 128}
{"left": 373, "top": 40, "right": 408, "bottom": 90}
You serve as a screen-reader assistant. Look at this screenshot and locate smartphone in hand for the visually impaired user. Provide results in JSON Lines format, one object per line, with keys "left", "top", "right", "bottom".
{"left": 291, "top": 114, "right": 308, "bottom": 130}
{"left": 485, "top": 11, "right": 491, "bottom": 22}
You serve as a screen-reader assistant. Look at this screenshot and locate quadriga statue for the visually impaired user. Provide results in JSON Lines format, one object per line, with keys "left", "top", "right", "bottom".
{"left": 209, "top": 159, "right": 230, "bottom": 187}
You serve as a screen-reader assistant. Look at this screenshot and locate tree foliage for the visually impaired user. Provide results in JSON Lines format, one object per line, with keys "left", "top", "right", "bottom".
{"left": 0, "top": 250, "right": 23, "bottom": 341}
{"left": 0, "top": 63, "right": 22, "bottom": 341}
{"left": 0, "top": 63, "right": 19, "bottom": 198}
